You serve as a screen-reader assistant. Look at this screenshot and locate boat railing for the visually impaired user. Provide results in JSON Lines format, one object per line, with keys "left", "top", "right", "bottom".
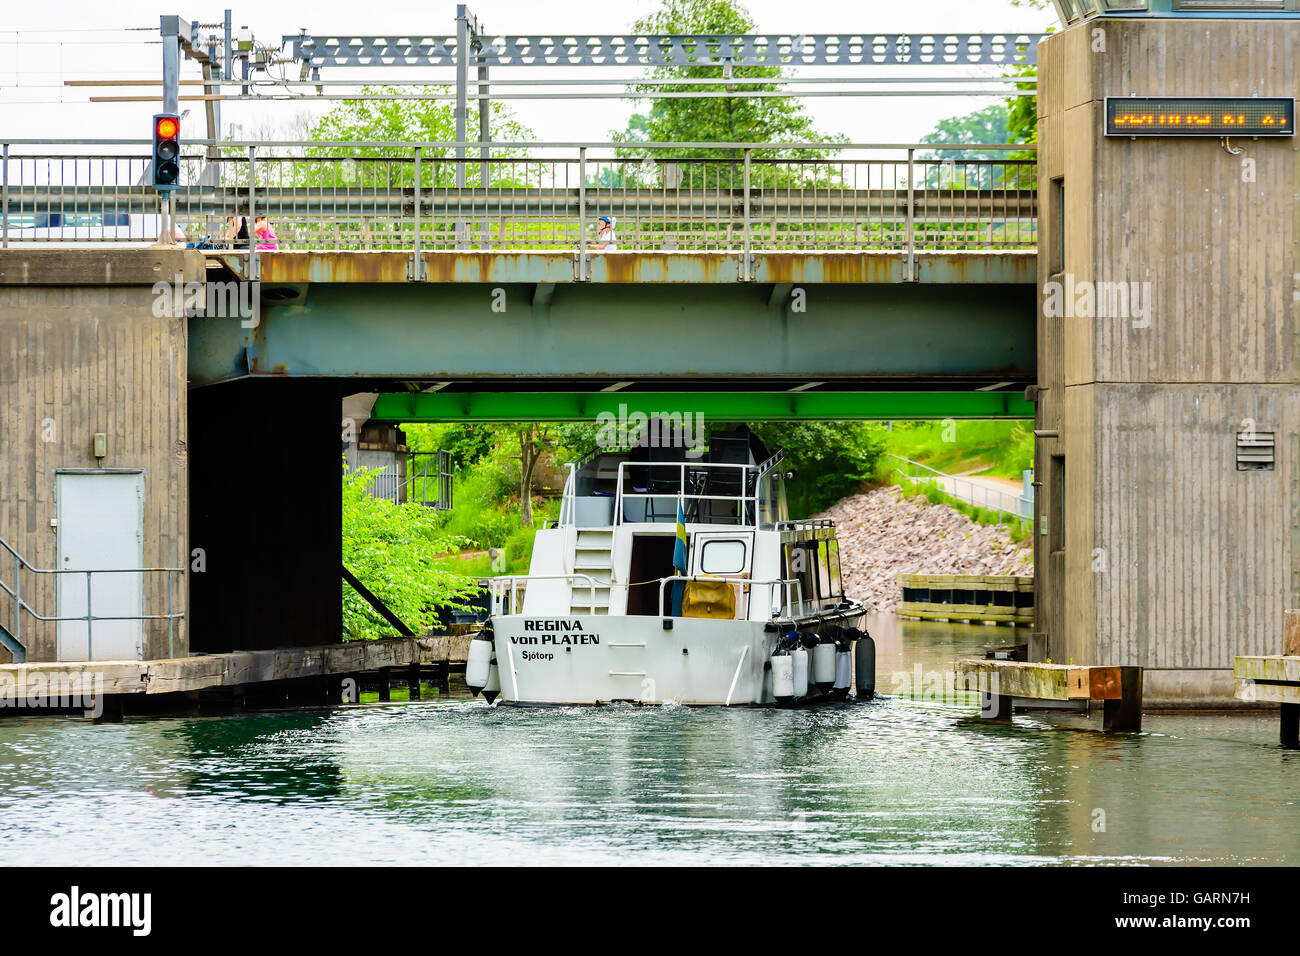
{"left": 486, "top": 572, "right": 804, "bottom": 620}
{"left": 776, "top": 518, "right": 836, "bottom": 534}
{"left": 614, "top": 460, "right": 760, "bottom": 527}
{"left": 488, "top": 573, "right": 603, "bottom": 616}
{"left": 656, "top": 575, "right": 805, "bottom": 621}
{"left": 557, "top": 464, "right": 577, "bottom": 527}
{"left": 557, "top": 444, "right": 620, "bottom": 527}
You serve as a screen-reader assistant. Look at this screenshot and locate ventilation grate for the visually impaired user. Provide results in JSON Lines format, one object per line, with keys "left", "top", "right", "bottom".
{"left": 1236, "top": 431, "right": 1275, "bottom": 471}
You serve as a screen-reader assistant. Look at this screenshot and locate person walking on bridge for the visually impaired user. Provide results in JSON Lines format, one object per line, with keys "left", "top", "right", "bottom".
{"left": 253, "top": 215, "right": 279, "bottom": 251}
{"left": 224, "top": 214, "right": 249, "bottom": 249}
{"left": 591, "top": 215, "right": 617, "bottom": 252}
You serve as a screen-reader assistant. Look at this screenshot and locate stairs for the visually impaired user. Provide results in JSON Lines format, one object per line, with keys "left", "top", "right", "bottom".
{"left": 572, "top": 528, "right": 614, "bottom": 615}
{"left": 0, "top": 622, "right": 25, "bottom": 663}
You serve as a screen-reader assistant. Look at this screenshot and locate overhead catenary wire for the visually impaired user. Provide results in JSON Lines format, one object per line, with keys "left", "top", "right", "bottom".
{"left": 87, "top": 89, "right": 1037, "bottom": 103}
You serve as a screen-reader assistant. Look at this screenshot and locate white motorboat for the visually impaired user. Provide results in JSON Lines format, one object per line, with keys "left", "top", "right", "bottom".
{"left": 465, "top": 427, "right": 874, "bottom": 706}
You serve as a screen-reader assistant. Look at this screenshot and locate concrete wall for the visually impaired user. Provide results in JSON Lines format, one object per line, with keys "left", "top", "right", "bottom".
{"left": 0, "top": 250, "right": 200, "bottom": 662}
{"left": 1036, "top": 18, "right": 1300, "bottom": 705}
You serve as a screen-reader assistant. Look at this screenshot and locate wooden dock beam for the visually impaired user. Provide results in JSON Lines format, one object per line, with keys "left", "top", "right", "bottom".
{"left": 0, "top": 634, "right": 472, "bottom": 717}
{"left": 1233, "top": 610, "right": 1300, "bottom": 747}
{"left": 1232, "top": 609, "right": 1300, "bottom": 748}
{"left": 954, "top": 659, "right": 1143, "bottom": 731}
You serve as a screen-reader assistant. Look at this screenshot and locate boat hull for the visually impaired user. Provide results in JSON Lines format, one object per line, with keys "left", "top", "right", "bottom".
{"left": 491, "top": 614, "right": 780, "bottom": 706}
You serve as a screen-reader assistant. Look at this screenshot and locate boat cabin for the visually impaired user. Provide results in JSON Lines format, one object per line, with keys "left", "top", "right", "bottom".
{"left": 493, "top": 427, "right": 849, "bottom": 623}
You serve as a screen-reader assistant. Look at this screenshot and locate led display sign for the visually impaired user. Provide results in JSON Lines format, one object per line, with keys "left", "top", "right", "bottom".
{"left": 1104, "top": 97, "right": 1294, "bottom": 137}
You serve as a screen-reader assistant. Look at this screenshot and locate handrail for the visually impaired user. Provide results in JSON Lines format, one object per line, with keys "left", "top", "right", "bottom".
{"left": 887, "top": 453, "right": 1032, "bottom": 525}
{"left": 0, "top": 534, "right": 186, "bottom": 662}
{"left": 486, "top": 570, "right": 806, "bottom": 620}
{"left": 488, "top": 573, "right": 602, "bottom": 616}
{"left": 1, "top": 142, "right": 1039, "bottom": 264}
{"left": 558, "top": 463, "right": 577, "bottom": 528}
{"left": 0, "top": 139, "right": 1039, "bottom": 150}
{"left": 615, "top": 460, "right": 760, "bottom": 527}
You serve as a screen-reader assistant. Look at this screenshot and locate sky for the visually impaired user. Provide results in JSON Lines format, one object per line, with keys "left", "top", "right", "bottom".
{"left": 0, "top": 0, "right": 1057, "bottom": 145}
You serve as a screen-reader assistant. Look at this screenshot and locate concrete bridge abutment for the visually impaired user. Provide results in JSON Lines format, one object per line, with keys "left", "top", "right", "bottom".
{"left": 1034, "top": 17, "right": 1300, "bottom": 705}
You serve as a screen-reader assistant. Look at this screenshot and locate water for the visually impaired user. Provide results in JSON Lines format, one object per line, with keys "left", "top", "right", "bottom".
{"left": 1, "top": 615, "right": 1297, "bottom": 865}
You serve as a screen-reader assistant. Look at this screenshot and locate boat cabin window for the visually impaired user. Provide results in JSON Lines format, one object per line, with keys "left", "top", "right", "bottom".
{"left": 699, "top": 538, "right": 746, "bottom": 575}
{"left": 817, "top": 540, "right": 842, "bottom": 601}
{"left": 782, "top": 540, "right": 816, "bottom": 608}
{"left": 781, "top": 538, "right": 843, "bottom": 608}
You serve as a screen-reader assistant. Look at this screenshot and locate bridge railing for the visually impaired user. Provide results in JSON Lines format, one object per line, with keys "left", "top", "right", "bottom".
{"left": 0, "top": 140, "right": 1036, "bottom": 264}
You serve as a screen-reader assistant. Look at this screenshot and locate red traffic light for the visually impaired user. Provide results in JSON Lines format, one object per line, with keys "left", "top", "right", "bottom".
{"left": 152, "top": 113, "right": 181, "bottom": 188}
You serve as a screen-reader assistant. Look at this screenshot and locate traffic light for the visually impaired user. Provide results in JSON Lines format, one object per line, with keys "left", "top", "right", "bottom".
{"left": 152, "top": 113, "right": 180, "bottom": 190}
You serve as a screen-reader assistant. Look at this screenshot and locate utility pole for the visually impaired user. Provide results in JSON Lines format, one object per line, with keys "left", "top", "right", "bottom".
{"left": 455, "top": 5, "right": 486, "bottom": 249}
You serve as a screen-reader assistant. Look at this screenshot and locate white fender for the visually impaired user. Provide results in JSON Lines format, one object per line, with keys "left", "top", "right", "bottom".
{"left": 466, "top": 637, "right": 492, "bottom": 694}
{"left": 834, "top": 649, "right": 852, "bottom": 692}
{"left": 791, "top": 646, "right": 810, "bottom": 698}
{"left": 812, "top": 642, "right": 837, "bottom": 689}
{"left": 771, "top": 653, "right": 795, "bottom": 700}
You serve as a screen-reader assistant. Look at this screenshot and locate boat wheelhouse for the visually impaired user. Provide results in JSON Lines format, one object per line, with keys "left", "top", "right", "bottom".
{"left": 466, "top": 426, "right": 874, "bottom": 706}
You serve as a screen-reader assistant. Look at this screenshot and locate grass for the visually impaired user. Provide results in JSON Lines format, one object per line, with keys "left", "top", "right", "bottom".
{"left": 873, "top": 420, "right": 1034, "bottom": 479}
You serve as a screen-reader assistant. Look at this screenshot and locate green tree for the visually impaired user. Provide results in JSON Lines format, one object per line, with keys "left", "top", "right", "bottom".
{"left": 341, "top": 465, "right": 483, "bottom": 640}
{"left": 623, "top": 0, "right": 830, "bottom": 149}
{"left": 1006, "top": 63, "right": 1039, "bottom": 158}
{"left": 1005, "top": 0, "right": 1053, "bottom": 153}
{"left": 614, "top": 0, "right": 844, "bottom": 175}
{"left": 750, "top": 422, "right": 884, "bottom": 516}
{"left": 306, "top": 86, "right": 533, "bottom": 187}
{"left": 918, "top": 102, "right": 1037, "bottom": 194}
{"left": 920, "top": 104, "right": 1012, "bottom": 155}
{"left": 278, "top": 87, "right": 539, "bottom": 250}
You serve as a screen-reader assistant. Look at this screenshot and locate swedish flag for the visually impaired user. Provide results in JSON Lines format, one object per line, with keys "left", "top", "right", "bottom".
{"left": 671, "top": 500, "right": 688, "bottom": 616}
{"left": 673, "top": 500, "right": 688, "bottom": 574}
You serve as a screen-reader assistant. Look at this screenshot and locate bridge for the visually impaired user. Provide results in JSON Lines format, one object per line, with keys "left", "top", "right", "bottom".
{"left": 4, "top": 139, "right": 1037, "bottom": 416}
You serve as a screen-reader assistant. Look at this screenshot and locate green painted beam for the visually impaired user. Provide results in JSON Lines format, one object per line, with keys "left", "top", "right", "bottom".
{"left": 370, "top": 391, "right": 1034, "bottom": 422}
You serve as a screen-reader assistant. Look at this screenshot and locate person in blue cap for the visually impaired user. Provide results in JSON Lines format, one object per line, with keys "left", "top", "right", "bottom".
{"left": 591, "top": 215, "right": 617, "bottom": 252}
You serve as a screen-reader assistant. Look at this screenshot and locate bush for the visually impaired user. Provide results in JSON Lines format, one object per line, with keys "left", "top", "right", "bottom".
{"left": 441, "top": 466, "right": 519, "bottom": 548}
{"left": 342, "top": 465, "right": 484, "bottom": 641}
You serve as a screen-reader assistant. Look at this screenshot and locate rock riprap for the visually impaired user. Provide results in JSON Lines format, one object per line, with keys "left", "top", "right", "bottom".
{"left": 816, "top": 485, "right": 1032, "bottom": 613}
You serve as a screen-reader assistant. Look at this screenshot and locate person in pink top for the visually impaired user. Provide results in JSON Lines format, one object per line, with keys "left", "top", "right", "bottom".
{"left": 253, "top": 216, "right": 279, "bottom": 250}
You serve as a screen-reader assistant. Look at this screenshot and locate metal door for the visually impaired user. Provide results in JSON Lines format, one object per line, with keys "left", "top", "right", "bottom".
{"left": 56, "top": 472, "right": 144, "bottom": 661}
